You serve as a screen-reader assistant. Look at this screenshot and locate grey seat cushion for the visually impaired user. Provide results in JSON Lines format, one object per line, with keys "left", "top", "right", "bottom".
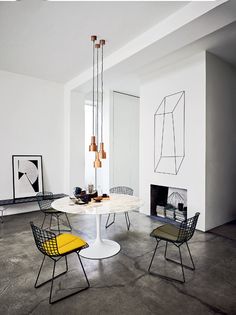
{"left": 43, "top": 208, "right": 61, "bottom": 214}
{"left": 150, "top": 224, "right": 179, "bottom": 241}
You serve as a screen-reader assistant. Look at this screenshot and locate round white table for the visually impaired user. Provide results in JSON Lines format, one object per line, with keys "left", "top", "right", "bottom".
{"left": 52, "top": 194, "right": 142, "bottom": 260}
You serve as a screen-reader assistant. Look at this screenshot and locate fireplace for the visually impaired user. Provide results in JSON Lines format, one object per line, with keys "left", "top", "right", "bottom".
{"left": 150, "top": 184, "right": 187, "bottom": 222}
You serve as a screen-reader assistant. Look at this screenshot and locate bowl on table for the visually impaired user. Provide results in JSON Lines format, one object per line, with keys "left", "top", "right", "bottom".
{"left": 94, "top": 196, "right": 103, "bottom": 203}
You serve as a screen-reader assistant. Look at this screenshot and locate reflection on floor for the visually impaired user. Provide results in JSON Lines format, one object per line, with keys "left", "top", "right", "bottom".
{"left": 0, "top": 211, "right": 236, "bottom": 315}
{"left": 210, "top": 220, "right": 236, "bottom": 241}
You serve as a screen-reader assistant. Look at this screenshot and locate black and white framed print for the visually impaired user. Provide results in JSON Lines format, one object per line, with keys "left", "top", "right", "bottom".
{"left": 12, "top": 155, "right": 43, "bottom": 199}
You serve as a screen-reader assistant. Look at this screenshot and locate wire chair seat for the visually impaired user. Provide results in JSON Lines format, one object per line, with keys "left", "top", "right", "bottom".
{"left": 105, "top": 186, "right": 134, "bottom": 230}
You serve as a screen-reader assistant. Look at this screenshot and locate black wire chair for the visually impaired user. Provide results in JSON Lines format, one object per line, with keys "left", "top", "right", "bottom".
{"left": 105, "top": 186, "right": 134, "bottom": 230}
{"left": 36, "top": 192, "right": 72, "bottom": 234}
{"left": 30, "top": 222, "right": 90, "bottom": 304}
{"left": 148, "top": 212, "right": 200, "bottom": 283}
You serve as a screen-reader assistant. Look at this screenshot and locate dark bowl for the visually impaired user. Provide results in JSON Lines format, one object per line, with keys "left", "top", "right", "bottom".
{"left": 94, "top": 196, "right": 103, "bottom": 202}
{"left": 80, "top": 194, "right": 91, "bottom": 203}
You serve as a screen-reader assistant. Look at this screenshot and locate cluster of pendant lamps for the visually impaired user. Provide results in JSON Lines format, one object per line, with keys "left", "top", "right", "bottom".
{"left": 89, "top": 35, "right": 106, "bottom": 168}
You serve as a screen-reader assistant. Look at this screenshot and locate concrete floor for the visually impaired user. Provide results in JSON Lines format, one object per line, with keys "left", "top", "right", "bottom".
{"left": 0, "top": 211, "right": 236, "bottom": 315}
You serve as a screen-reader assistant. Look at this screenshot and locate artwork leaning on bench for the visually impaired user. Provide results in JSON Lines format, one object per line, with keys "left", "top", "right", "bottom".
{"left": 12, "top": 155, "right": 44, "bottom": 199}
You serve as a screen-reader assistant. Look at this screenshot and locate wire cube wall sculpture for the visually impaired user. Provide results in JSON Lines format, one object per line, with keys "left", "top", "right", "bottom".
{"left": 154, "top": 91, "right": 185, "bottom": 175}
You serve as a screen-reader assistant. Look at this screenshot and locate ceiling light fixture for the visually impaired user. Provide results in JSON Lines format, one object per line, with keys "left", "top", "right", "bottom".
{"left": 98, "top": 39, "right": 107, "bottom": 160}
{"left": 89, "top": 35, "right": 107, "bottom": 169}
{"left": 89, "top": 35, "right": 97, "bottom": 153}
{"left": 93, "top": 42, "right": 102, "bottom": 168}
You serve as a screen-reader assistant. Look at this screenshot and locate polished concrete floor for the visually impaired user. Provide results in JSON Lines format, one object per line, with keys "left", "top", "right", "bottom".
{"left": 0, "top": 211, "right": 236, "bottom": 315}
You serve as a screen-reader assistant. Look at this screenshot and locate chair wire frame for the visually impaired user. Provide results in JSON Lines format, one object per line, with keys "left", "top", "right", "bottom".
{"left": 105, "top": 186, "right": 134, "bottom": 230}
{"left": 148, "top": 212, "right": 200, "bottom": 283}
{"left": 31, "top": 222, "right": 60, "bottom": 257}
{"left": 177, "top": 212, "right": 200, "bottom": 243}
{"left": 30, "top": 222, "right": 90, "bottom": 304}
{"left": 109, "top": 186, "right": 133, "bottom": 196}
{"left": 36, "top": 192, "right": 72, "bottom": 234}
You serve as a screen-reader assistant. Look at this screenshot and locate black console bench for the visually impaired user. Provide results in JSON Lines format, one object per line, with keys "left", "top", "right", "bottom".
{"left": 0, "top": 193, "right": 66, "bottom": 223}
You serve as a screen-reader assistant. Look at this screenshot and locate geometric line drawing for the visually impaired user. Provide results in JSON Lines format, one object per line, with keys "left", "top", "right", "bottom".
{"left": 154, "top": 91, "right": 185, "bottom": 175}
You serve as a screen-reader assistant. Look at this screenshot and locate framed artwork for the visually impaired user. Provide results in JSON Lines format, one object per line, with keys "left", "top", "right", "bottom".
{"left": 12, "top": 155, "right": 44, "bottom": 199}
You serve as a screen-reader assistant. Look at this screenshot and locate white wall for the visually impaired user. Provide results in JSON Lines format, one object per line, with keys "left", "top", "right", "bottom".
{"left": 110, "top": 91, "right": 140, "bottom": 195}
{"left": 139, "top": 53, "right": 206, "bottom": 231}
{"left": 0, "top": 70, "right": 64, "bottom": 215}
{"left": 69, "top": 91, "right": 85, "bottom": 194}
{"left": 205, "top": 53, "right": 236, "bottom": 230}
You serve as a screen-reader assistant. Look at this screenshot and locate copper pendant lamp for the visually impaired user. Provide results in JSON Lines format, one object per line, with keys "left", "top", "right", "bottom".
{"left": 93, "top": 151, "right": 102, "bottom": 168}
{"left": 98, "top": 39, "right": 107, "bottom": 160}
{"left": 88, "top": 35, "right": 107, "bottom": 169}
{"left": 93, "top": 42, "right": 102, "bottom": 168}
{"left": 89, "top": 35, "right": 97, "bottom": 152}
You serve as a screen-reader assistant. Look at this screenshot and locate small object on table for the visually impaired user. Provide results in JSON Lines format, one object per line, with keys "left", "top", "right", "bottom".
{"left": 88, "top": 191, "right": 98, "bottom": 198}
{"left": 94, "top": 196, "right": 103, "bottom": 202}
{"left": 69, "top": 197, "right": 76, "bottom": 205}
{"left": 69, "top": 196, "right": 87, "bottom": 205}
{"left": 75, "top": 200, "right": 86, "bottom": 205}
{"left": 88, "top": 184, "right": 94, "bottom": 194}
{"left": 102, "top": 194, "right": 110, "bottom": 200}
{"left": 80, "top": 194, "right": 90, "bottom": 204}
{"left": 73, "top": 186, "right": 82, "bottom": 199}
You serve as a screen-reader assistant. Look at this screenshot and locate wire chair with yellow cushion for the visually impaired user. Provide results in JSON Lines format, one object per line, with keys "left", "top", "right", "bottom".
{"left": 30, "top": 222, "right": 90, "bottom": 304}
{"left": 148, "top": 212, "right": 200, "bottom": 283}
{"left": 105, "top": 186, "right": 133, "bottom": 230}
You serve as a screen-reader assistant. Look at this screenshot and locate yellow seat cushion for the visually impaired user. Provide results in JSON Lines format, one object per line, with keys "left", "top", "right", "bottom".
{"left": 43, "top": 233, "right": 88, "bottom": 256}
{"left": 150, "top": 224, "right": 179, "bottom": 241}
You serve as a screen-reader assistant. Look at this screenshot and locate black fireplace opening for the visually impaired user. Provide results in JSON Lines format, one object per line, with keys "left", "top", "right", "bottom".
{"left": 150, "top": 184, "right": 168, "bottom": 216}
{"left": 150, "top": 184, "right": 187, "bottom": 221}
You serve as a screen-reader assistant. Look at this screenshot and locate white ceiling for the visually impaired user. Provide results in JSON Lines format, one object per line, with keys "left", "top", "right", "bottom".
{"left": 0, "top": 0, "right": 188, "bottom": 82}
{"left": 75, "top": 0, "right": 236, "bottom": 96}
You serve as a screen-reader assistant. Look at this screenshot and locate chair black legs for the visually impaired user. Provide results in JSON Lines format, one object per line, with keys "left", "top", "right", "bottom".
{"left": 148, "top": 239, "right": 159, "bottom": 272}
{"left": 57, "top": 215, "right": 61, "bottom": 234}
{"left": 77, "top": 253, "right": 90, "bottom": 288}
{"left": 35, "top": 253, "right": 90, "bottom": 304}
{"left": 65, "top": 213, "right": 72, "bottom": 231}
{"left": 165, "top": 241, "right": 195, "bottom": 270}
{"left": 35, "top": 255, "right": 68, "bottom": 289}
{"left": 148, "top": 240, "right": 195, "bottom": 283}
{"left": 105, "top": 213, "right": 116, "bottom": 228}
{"left": 41, "top": 214, "right": 47, "bottom": 229}
{"left": 49, "top": 214, "right": 52, "bottom": 230}
{"left": 42, "top": 213, "right": 72, "bottom": 233}
{"left": 124, "top": 212, "right": 131, "bottom": 230}
{"left": 105, "top": 212, "right": 131, "bottom": 230}
{"left": 186, "top": 242, "right": 195, "bottom": 270}
{"left": 178, "top": 246, "right": 185, "bottom": 283}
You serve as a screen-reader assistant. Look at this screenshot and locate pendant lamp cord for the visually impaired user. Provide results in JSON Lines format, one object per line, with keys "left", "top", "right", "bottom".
{"left": 96, "top": 45, "right": 99, "bottom": 144}
{"left": 101, "top": 43, "right": 104, "bottom": 143}
{"left": 92, "top": 41, "right": 95, "bottom": 135}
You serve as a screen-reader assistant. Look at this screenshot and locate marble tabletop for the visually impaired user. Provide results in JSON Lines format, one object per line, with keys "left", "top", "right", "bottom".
{"left": 52, "top": 193, "right": 143, "bottom": 215}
